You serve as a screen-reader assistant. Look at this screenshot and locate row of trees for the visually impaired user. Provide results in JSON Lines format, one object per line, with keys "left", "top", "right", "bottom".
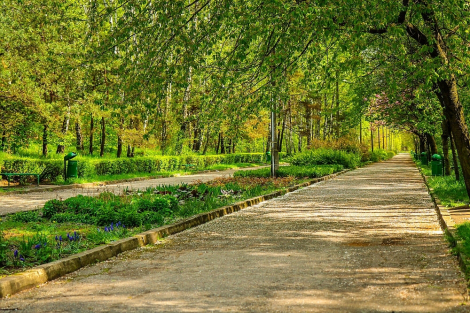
{"left": 0, "top": 0, "right": 367, "bottom": 159}
{"left": 1, "top": 0, "right": 470, "bottom": 197}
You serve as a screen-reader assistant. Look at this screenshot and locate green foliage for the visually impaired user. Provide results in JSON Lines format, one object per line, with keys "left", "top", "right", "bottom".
{"left": 362, "top": 149, "right": 396, "bottom": 162}
{"left": 1, "top": 153, "right": 274, "bottom": 183}
{"left": 9, "top": 211, "right": 40, "bottom": 223}
{"left": 234, "top": 165, "right": 344, "bottom": 178}
{"left": 289, "top": 149, "right": 361, "bottom": 169}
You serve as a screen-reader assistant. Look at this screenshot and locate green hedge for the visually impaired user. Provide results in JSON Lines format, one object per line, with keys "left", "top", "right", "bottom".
{"left": 1, "top": 153, "right": 284, "bottom": 182}
{"left": 361, "top": 149, "right": 396, "bottom": 162}
{"left": 234, "top": 165, "right": 344, "bottom": 178}
{"left": 288, "top": 148, "right": 361, "bottom": 169}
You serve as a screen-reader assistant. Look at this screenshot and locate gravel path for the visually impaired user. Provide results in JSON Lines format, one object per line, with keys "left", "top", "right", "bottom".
{"left": 1, "top": 154, "right": 468, "bottom": 312}
{"left": 0, "top": 167, "right": 262, "bottom": 216}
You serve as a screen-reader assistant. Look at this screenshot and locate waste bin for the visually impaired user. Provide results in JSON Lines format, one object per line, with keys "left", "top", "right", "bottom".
{"left": 64, "top": 152, "right": 78, "bottom": 181}
{"left": 420, "top": 152, "right": 428, "bottom": 165}
{"left": 431, "top": 154, "right": 443, "bottom": 176}
{"left": 265, "top": 151, "right": 271, "bottom": 162}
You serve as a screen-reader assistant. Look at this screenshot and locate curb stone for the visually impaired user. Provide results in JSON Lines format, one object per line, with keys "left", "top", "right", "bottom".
{"left": 416, "top": 165, "right": 470, "bottom": 295}
{"left": 0, "top": 169, "right": 350, "bottom": 298}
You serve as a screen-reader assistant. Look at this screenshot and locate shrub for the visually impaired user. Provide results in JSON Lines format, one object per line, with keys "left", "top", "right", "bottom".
{"left": 234, "top": 165, "right": 344, "bottom": 178}
{"left": 289, "top": 148, "right": 361, "bottom": 168}
{"left": 9, "top": 210, "right": 41, "bottom": 223}
{"left": 42, "top": 199, "right": 68, "bottom": 218}
{"left": 365, "top": 149, "right": 395, "bottom": 162}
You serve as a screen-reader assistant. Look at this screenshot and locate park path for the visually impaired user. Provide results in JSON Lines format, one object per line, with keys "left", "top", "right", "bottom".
{"left": 0, "top": 167, "right": 263, "bottom": 216}
{"left": 1, "top": 154, "right": 469, "bottom": 312}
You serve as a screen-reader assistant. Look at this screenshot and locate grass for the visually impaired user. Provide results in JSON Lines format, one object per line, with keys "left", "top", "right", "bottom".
{"left": 419, "top": 162, "right": 468, "bottom": 207}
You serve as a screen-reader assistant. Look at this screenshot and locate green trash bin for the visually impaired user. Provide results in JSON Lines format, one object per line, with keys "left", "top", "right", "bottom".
{"left": 431, "top": 154, "right": 443, "bottom": 176}
{"left": 67, "top": 160, "right": 78, "bottom": 178}
{"left": 266, "top": 151, "right": 271, "bottom": 162}
{"left": 64, "top": 152, "right": 78, "bottom": 181}
{"left": 420, "top": 152, "right": 428, "bottom": 165}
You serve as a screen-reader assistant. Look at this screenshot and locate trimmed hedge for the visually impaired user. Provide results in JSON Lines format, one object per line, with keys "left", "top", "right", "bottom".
{"left": 288, "top": 148, "right": 361, "bottom": 169}
{"left": 1, "top": 153, "right": 285, "bottom": 183}
{"left": 234, "top": 165, "right": 344, "bottom": 178}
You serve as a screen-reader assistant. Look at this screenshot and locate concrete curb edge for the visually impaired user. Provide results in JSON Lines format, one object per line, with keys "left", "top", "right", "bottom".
{"left": 0, "top": 169, "right": 350, "bottom": 298}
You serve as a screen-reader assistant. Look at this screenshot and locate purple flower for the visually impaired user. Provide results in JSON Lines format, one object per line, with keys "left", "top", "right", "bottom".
{"left": 55, "top": 235, "right": 58, "bottom": 241}
{"left": 20, "top": 257, "right": 25, "bottom": 262}
{"left": 59, "top": 235, "right": 63, "bottom": 242}
{"left": 104, "top": 227, "right": 108, "bottom": 232}
{"left": 14, "top": 250, "right": 18, "bottom": 258}
{"left": 34, "top": 244, "right": 41, "bottom": 250}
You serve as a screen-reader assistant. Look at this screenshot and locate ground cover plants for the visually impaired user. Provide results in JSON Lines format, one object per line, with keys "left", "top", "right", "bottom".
{"left": 0, "top": 174, "right": 305, "bottom": 277}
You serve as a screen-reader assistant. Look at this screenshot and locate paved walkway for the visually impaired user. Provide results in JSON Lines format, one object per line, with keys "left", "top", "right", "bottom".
{"left": 0, "top": 167, "right": 262, "bottom": 216}
{"left": 1, "top": 154, "right": 469, "bottom": 312}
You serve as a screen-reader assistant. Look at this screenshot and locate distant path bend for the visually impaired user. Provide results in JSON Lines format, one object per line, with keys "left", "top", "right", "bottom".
{"left": 1, "top": 153, "right": 469, "bottom": 312}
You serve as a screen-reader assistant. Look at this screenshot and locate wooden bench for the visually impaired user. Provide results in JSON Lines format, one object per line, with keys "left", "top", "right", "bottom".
{"left": 184, "top": 164, "right": 197, "bottom": 171}
{"left": 2, "top": 173, "right": 40, "bottom": 186}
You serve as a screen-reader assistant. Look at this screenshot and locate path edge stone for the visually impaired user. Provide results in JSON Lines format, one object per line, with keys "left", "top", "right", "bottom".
{"left": 0, "top": 169, "right": 350, "bottom": 298}
{"left": 417, "top": 165, "right": 470, "bottom": 293}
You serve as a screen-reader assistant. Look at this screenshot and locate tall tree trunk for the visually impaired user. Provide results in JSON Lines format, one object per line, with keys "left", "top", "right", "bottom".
{"left": 100, "top": 117, "right": 105, "bottom": 157}
{"left": 279, "top": 113, "right": 286, "bottom": 153}
{"left": 450, "top": 131, "right": 460, "bottom": 181}
{"left": 382, "top": 126, "right": 385, "bottom": 150}
{"left": 359, "top": 117, "right": 362, "bottom": 144}
{"left": 442, "top": 119, "right": 451, "bottom": 176}
{"left": 418, "top": 134, "right": 426, "bottom": 154}
{"left": 117, "top": 118, "right": 123, "bottom": 158}
{"left": 377, "top": 128, "right": 380, "bottom": 150}
{"left": 371, "top": 128, "right": 374, "bottom": 152}
{"left": 426, "top": 133, "right": 438, "bottom": 155}
{"left": 227, "top": 138, "right": 232, "bottom": 154}
{"left": 335, "top": 70, "right": 340, "bottom": 138}
{"left": 305, "top": 103, "right": 312, "bottom": 147}
{"left": 220, "top": 135, "right": 225, "bottom": 154}
{"left": 89, "top": 114, "right": 94, "bottom": 155}
{"left": 202, "top": 129, "right": 210, "bottom": 155}
{"left": 436, "top": 80, "right": 470, "bottom": 197}
{"left": 56, "top": 112, "right": 70, "bottom": 154}
{"left": 216, "top": 132, "right": 221, "bottom": 154}
{"left": 75, "top": 121, "right": 84, "bottom": 151}
{"left": 42, "top": 124, "right": 48, "bottom": 157}
{"left": 1, "top": 130, "right": 5, "bottom": 152}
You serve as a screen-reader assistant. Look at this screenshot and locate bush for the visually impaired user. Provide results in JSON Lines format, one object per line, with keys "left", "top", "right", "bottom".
{"left": 289, "top": 148, "right": 361, "bottom": 169}
{"left": 42, "top": 199, "right": 68, "bottom": 218}
{"left": 9, "top": 210, "right": 40, "bottom": 223}
{"left": 234, "top": 165, "right": 344, "bottom": 178}
{"left": 365, "top": 149, "right": 395, "bottom": 162}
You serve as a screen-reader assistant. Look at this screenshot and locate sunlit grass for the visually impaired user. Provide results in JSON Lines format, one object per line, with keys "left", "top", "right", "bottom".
{"left": 419, "top": 164, "right": 468, "bottom": 207}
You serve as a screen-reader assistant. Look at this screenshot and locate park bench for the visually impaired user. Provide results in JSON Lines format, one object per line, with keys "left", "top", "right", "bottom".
{"left": 2, "top": 173, "right": 40, "bottom": 186}
{"left": 184, "top": 164, "right": 197, "bottom": 171}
